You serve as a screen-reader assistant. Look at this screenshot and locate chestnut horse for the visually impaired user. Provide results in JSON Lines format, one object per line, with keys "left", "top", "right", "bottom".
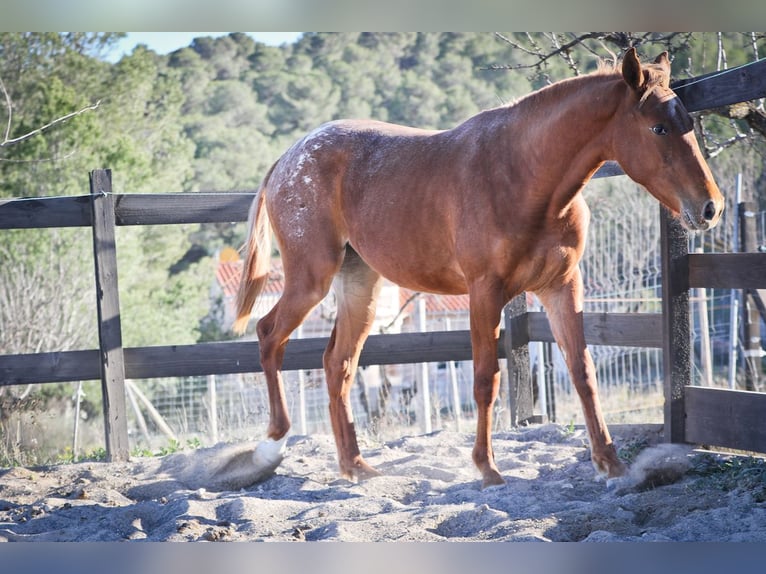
{"left": 234, "top": 48, "right": 723, "bottom": 488}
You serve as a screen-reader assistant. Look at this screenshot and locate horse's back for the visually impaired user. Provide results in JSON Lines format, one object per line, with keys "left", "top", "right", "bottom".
{"left": 265, "top": 118, "right": 447, "bottom": 231}
{"left": 262, "top": 119, "right": 473, "bottom": 293}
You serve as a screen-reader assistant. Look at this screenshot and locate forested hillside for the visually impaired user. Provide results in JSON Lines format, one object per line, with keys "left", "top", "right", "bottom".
{"left": 1, "top": 32, "right": 764, "bottom": 352}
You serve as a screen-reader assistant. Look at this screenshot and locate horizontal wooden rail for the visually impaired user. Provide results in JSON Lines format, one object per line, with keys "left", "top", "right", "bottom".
{"left": 527, "top": 311, "right": 662, "bottom": 348}
{"left": 0, "top": 192, "right": 257, "bottom": 230}
{"left": 688, "top": 252, "right": 766, "bottom": 289}
{"left": 0, "top": 195, "right": 93, "bottom": 229}
{"left": 124, "top": 330, "right": 481, "bottom": 380}
{"left": 114, "top": 193, "right": 255, "bottom": 225}
{"left": 0, "top": 349, "right": 102, "bottom": 384}
{"left": 685, "top": 386, "right": 766, "bottom": 453}
{"left": 672, "top": 58, "right": 766, "bottom": 113}
{"left": 0, "top": 331, "right": 481, "bottom": 385}
{"left": 0, "top": 312, "right": 662, "bottom": 386}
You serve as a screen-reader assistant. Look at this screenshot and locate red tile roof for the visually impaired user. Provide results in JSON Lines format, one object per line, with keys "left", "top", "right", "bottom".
{"left": 216, "top": 260, "right": 285, "bottom": 299}
{"left": 399, "top": 289, "right": 470, "bottom": 314}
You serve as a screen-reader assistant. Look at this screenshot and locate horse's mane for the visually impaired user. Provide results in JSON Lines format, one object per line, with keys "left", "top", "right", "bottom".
{"left": 506, "top": 64, "right": 620, "bottom": 113}
{"left": 595, "top": 56, "right": 620, "bottom": 75}
{"left": 509, "top": 54, "right": 670, "bottom": 112}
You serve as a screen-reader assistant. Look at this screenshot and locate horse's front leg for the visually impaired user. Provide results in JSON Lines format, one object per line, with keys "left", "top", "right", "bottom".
{"left": 468, "top": 279, "right": 507, "bottom": 488}
{"left": 537, "top": 270, "right": 627, "bottom": 479}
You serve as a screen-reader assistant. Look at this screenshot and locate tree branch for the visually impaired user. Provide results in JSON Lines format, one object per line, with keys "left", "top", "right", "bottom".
{"left": 487, "top": 32, "right": 606, "bottom": 72}
{"left": 0, "top": 76, "right": 12, "bottom": 143}
{"left": 0, "top": 74, "right": 101, "bottom": 148}
{"left": 485, "top": 32, "right": 692, "bottom": 74}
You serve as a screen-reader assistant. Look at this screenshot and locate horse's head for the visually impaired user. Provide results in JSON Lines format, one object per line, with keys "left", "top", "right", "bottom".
{"left": 613, "top": 48, "right": 724, "bottom": 231}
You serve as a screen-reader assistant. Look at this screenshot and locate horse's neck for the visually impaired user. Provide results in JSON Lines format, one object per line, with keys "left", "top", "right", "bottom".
{"left": 519, "top": 73, "right": 622, "bottom": 154}
{"left": 508, "top": 74, "right": 624, "bottom": 214}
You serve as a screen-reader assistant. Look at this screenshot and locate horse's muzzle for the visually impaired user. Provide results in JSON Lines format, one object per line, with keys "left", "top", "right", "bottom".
{"left": 683, "top": 198, "right": 724, "bottom": 231}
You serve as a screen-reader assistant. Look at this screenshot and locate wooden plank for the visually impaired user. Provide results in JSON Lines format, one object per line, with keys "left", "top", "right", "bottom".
{"left": 689, "top": 252, "right": 766, "bottom": 289}
{"left": 527, "top": 312, "right": 662, "bottom": 348}
{"left": 660, "top": 206, "right": 691, "bottom": 444}
{"left": 672, "top": 58, "right": 766, "bottom": 113}
{"left": 360, "top": 330, "right": 478, "bottom": 366}
{"left": 114, "top": 193, "right": 255, "bottom": 225}
{"left": 0, "top": 311, "right": 665, "bottom": 385}
{"left": 0, "top": 195, "right": 92, "bottom": 229}
{"left": 124, "top": 341, "right": 262, "bottom": 379}
{"left": 685, "top": 386, "right": 766, "bottom": 454}
{"left": 0, "top": 192, "right": 256, "bottom": 230}
{"left": 126, "top": 331, "right": 478, "bottom": 379}
{"left": 0, "top": 350, "right": 101, "bottom": 385}
{"left": 0, "top": 331, "right": 480, "bottom": 384}
{"left": 90, "top": 169, "right": 130, "bottom": 462}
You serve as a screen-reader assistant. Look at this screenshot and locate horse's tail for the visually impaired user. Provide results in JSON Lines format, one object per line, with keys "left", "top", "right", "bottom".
{"left": 233, "top": 167, "right": 274, "bottom": 335}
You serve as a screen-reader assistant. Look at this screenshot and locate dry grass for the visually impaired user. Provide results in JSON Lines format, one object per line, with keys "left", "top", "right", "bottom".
{"left": 553, "top": 385, "right": 665, "bottom": 426}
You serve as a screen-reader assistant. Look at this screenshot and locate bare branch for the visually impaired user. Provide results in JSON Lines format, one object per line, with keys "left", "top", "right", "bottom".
{"left": 0, "top": 76, "right": 12, "bottom": 143}
{"left": 553, "top": 33, "right": 581, "bottom": 75}
{"left": 493, "top": 33, "right": 535, "bottom": 57}
{"left": 696, "top": 112, "right": 753, "bottom": 159}
{"left": 380, "top": 291, "right": 421, "bottom": 334}
{"left": 751, "top": 32, "right": 760, "bottom": 61}
{"left": 0, "top": 73, "right": 101, "bottom": 148}
{"left": 705, "top": 133, "right": 751, "bottom": 158}
{"left": 717, "top": 32, "right": 728, "bottom": 71}
{"left": 487, "top": 32, "right": 697, "bottom": 74}
{"left": 487, "top": 32, "right": 605, "bottom": 72}
{"left": 0, "top": 149, "right": 78, "bottom": 163}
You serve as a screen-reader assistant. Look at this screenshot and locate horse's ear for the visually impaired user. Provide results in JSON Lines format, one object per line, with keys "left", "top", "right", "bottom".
{"left": 622, "top": 47, "right": 643, "bottom": 91}
{"left": 653, "top": 51, "right": 671, "bottom": 74}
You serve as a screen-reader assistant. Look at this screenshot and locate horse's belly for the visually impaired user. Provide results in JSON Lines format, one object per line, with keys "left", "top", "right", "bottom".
{"left": 351, "top": 243, "right": 468, "bottom": 295}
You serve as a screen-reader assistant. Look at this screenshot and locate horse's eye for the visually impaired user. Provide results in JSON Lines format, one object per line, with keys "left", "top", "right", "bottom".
{"left": 651, "top": 124, "right": 668, "bottom": 136}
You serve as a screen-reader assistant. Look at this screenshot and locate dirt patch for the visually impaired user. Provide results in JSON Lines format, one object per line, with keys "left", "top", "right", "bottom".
{"left": 1, "top": 424, "right": 764, "bottom": 542}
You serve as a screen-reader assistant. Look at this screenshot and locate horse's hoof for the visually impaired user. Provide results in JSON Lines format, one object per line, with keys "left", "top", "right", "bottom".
{"left": 608, "top": 459, "right": 628, "bottom": 478}
{"left": 481, "top": 471, "right": 505, "bottom": 489}
{"left": 355, "top": 465, "right": 383, "bottom": 481}
{"left": 593, "top": 450, "right": 628, "bottom": 479}
{"left": 341, "top": 457, "right": 382, "bottom": 482}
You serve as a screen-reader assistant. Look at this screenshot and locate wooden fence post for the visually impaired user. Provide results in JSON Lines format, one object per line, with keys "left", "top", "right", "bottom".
{"left": 90, "top": 169, "right": 130, "bottom": 461}
{"left": 504, "top": 294, "right": 534, "bottom": 426}
{"left": 660, "top": 206, "right": 690, "bottom": 444}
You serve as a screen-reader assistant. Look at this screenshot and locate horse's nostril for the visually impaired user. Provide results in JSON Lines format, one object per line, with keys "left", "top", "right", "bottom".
{"left": 703, "top": 200, "right": 717, "bottom": 221}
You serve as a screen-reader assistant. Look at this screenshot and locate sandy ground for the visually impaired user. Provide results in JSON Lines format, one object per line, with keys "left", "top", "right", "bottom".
{"left": 1, "top": 423, "right": 765, "bottom": 542}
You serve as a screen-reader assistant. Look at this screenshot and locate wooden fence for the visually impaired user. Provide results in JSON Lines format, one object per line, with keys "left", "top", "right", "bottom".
{"left": 1, "top": 56, "right": 766, "bottom": 461}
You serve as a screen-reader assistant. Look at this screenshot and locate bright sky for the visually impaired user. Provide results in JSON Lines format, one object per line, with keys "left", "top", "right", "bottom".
{"left": 108, "top": 32, "right": 302, "bottom": 61}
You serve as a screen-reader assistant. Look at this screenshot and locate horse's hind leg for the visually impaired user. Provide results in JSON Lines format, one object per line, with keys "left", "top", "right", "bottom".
{"left": 323, "top": 248, "right": 383, "bottom": 481}
{"left": 256, "top": 252, "right": 343, "bottom": 442}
